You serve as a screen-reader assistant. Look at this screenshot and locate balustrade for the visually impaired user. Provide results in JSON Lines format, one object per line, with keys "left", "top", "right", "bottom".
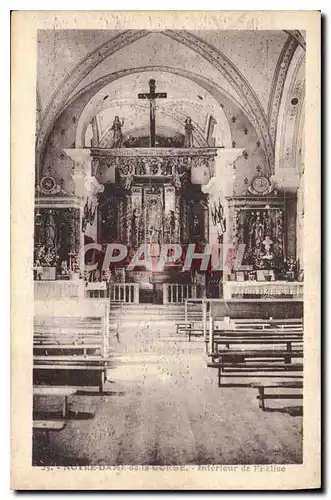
{"left": 163, "top": 283, "right": 203, "bottom": 304}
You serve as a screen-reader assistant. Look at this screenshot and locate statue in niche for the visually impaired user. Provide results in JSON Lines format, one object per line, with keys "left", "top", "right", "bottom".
{"left": 161, "top": 160, "right": 172, "bottom": 176}
{"left": 184, "top": 117, "right": 194, "bottom": 148}
{"left": 251, "top": 212, "right": 265, "bottom": 249}
{"left": 264, "top": 210, "right": 273, "bottom": 237}
{"left": 111, "top": 116, "right": 124, "bottom": 148}
{"left": 165, "top": 210, "right": 176, "bottom": 243}
{"left": 120, "top": 162, "right": 134, "bottom": 190}
{"left": 44, "top": 210, "right": 57, "bottom": 249}
{"left": 173, "top": 166, "right": 189, "bottom": 189}
{"left": 146, "top": 199, "right": 162, "bottom": 244}
{"left": 262, "top": 235, "right": 274, "bottom": 261}
{"left": 173, "top": 168, "right": 182, "bottom": 189}
{"left": 248, "top": 211, "right": 266, "bottom": 268}
{"left": 131, "top": 209, "right": 140, "bottom": 247}
{"left": 189, "top": 204, "right": 202, "bottom": 241}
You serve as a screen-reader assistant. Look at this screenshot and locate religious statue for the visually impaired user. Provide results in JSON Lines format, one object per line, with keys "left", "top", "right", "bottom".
{"left": 60, "top": 260, "right": 68, "bottom": 275}
{"left": 120, "top": 162, "right": 134, "bottom": 190}
{"left": 165, "top": 210, "right": 176, "bottom": 243}
{"left": 146, "top": 199, "right": 162, "bottom": 244}
{"left": 131, "top": 209, "right": 140, "bottom": 247}
{"left": 44, "top": 210, "right": 56, "bottom": 248}
{"left": 184, "top": 117, "right": 194, "bottom": 148}
{"left": 111, "top": 116, "right": 124, "bottom": 148}
{"left": 262, "top": 235, "right": 274, "bottom": 260}
{"left": 173, "top": 166, "right": 188, "bottom": 189}
{"left": 161, "top": 160, "right": 172, "bottom": 176}
{"left": 190, "top": 211, "right": 201, "bottom": 240}
{"left": 251, "top": 212, "right": 264, "bottom": 249}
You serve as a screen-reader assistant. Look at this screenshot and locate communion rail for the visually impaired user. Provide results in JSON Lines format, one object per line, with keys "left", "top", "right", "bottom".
{"left": 163, "top": 283, "right": 204, "bottom": 304}
{"left": 85, "top": 281, "right": 139, "bottom": 303}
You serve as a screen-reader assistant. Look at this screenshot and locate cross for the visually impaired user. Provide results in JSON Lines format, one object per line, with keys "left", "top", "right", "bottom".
{"left": 138, "top": 79, "right": 167, "bottom": 147}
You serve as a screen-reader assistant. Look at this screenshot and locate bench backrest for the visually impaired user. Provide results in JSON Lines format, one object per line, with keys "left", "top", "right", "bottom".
{"left": 34, "top": 299, "right": 110, "bottom": 356}
{"left": 207, "top": 299, "right": 303, "bottom": 320}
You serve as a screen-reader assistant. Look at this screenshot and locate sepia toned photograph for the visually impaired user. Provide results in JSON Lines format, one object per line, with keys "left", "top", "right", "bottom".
{"left": 11, "top": 11, "right": 320, "bottom": 490}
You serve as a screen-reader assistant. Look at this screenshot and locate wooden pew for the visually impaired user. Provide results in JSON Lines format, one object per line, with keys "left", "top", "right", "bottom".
{"left": 207, "top": 354, "right": 303, "bottom": 387}
{"left": 34, "top": 299, "right": 111, "bottom": 392}
{"left": 210, "top": 328, "right": 303, "bottom": 354}
{"left": 250, "top": 381, "right": 303, "bottom": 411}
{"left": 205, "top": 298, "right": 303, "bottom": 352}
{"left": 207, "top": 298, "right": 304, "bottom": 322}
{"left": 208, "top": 317, "right": 303, "bottom": 354}
{"left": 176, "top": 299, "right": 206, "bottom": 334}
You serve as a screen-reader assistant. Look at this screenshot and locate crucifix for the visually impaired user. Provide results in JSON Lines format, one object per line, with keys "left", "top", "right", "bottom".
{"left": 138, "top": 79, "right": 167, "bottom": 147}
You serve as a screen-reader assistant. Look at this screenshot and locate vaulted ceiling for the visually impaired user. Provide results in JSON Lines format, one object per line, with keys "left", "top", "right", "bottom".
{"left": 36, "top": 29, "right": 305, "bottom": 181}
{"left": 37, "top": 29, "right": 295, "bottom": 115}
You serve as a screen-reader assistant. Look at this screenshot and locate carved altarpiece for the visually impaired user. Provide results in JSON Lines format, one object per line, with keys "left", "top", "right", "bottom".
{"left": 227, "top": 194, "right": 297, "bottom": 277}
{"left": 92, "top": 148, "right": 216, "bottom": 249}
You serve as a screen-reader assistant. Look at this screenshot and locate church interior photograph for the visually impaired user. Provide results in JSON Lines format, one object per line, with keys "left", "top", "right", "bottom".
{"left": 33, "top": 28, "right": 305, "bottom": 466}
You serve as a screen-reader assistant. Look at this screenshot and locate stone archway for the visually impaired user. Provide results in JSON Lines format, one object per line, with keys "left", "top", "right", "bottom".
{"left": 37, "top": 30, "right": 275, "bottom": 172}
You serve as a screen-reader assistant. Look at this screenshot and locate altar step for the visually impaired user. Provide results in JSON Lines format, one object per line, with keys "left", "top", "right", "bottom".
{"left": 110, "top": 303, "right": 202, "bottom": 330}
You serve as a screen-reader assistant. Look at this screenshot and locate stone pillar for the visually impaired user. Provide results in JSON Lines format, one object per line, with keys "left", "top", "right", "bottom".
{"left": 296, "top": 167, "right": 304, "bottom": 271}
{"left": 202, "top": 149, "right": 243, "bottom": 295}
{"left": 64, "top": 148, "right": 104, "bottom": 276}
{"left": 202, "top": 149, "right": 244, "bottom": 246}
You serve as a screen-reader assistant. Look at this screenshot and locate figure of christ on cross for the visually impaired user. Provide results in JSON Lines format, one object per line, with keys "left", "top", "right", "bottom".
{"left": 138, "top": 79, "right": 167, "bottom": 147}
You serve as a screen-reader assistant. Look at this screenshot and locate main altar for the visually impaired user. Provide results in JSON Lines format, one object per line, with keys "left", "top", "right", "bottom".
{"left": 92, "top": 147, "right": 215, "bottom": 248}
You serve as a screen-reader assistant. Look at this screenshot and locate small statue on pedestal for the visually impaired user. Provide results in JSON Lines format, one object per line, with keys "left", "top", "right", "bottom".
{"left": 111, "top": 116, "right": 124, "bottom": 148}
{"left": 184, "top": 117, "right": 194, "bottom": 148}
{"left": 262, "top": 235, "right": 274, "bottom": 261}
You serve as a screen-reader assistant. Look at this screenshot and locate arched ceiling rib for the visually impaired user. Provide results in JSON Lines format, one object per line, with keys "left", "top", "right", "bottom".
{"left": 37, "top": 30, "right": 149, "bottom": 159}
{"left": 36, "top": 29, "right": 298, "bottom": 173}
{"left": 284, "top": 30, "right": 306, "bottom": 50}
{"left": 163, "top": 30, "right": 274, "bottom": 170}
{"left": 268, "top": 36, "right": 299, "bottom": 145}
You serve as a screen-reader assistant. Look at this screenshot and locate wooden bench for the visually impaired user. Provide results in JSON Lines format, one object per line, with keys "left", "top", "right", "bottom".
{"left": 34, "top": 306, "right": 110, "bottom": 392}
{"left": 33, "top": 386, "right": 77, "bottom": 417}
{"left": 207, "top": 349, "right": 303, "bottom": 387}
{"left": 210, "top": 329, "right": 303, "bottom": 354}
{"left": 205, "top": 316, "right": 303, "bottom": 352}
{"left": 232, "top": 318, "right": 302, "bottom": 327}
{"left": 250, "top": 381, "right": 303, "bottom": 410}
{"left": 176, "top": 322, "right": 192, "bottom": 334}
{"left": 33, "top": 420, "right": 66, "bottom": 443}
{"left": 175, "top": 299, "right": 208, "bottom": 345}
{"left": 34, "top": 360, "right": 108, "bottom": 392}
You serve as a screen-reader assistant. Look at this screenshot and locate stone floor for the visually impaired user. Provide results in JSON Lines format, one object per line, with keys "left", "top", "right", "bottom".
{"left": 33, "top": 320, "right": 303, "bottom": 466}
